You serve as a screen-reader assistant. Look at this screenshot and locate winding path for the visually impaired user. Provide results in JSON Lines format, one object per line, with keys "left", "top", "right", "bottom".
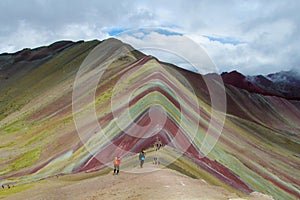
{"left": 3, "top": 163, "right": 273, "bottom": 200}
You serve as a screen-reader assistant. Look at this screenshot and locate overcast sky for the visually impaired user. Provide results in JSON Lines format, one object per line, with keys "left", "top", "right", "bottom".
{"left": 0, "top": 0, "right": 299, "bottom": 75}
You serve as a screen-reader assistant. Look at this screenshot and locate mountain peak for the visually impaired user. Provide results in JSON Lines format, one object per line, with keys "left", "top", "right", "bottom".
{"left": 221, "top": 70, "right": 300, "bottom": 100}
{"left": 1, "top": 40, "right": 299, "bottom": 200}
{"left": 221, "top": 70, "right": 246, "bottom": 84}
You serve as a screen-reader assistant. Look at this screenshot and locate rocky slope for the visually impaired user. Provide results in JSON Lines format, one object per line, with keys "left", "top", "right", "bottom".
{"left": 0, "top": 39, "right": 299, "bottom": 199}
{"left": 221, "top": 70, "right": 300, "bottom": 100}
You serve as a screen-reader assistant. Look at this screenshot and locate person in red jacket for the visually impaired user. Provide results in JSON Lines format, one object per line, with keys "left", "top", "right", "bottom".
{"left": 113, "top": 156, "right": 121, "bottom": 175}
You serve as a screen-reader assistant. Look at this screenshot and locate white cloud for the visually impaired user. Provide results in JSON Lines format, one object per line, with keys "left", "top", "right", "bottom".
{"left": 0, "top": 20, "right": 51, "bottom": 52}
{"left": 0, "top": 20, "right": 108, "bottom": 52}
{"left": 117, "top": 30, "right": 217, "bottom": 74}
{"left": 0, "top": 0, "right": 299, "bottom": 75}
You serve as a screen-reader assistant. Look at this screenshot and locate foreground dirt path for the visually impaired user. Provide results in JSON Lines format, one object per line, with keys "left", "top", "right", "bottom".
{"left": 3, "top": 163, "right": 273, "bottom": 200}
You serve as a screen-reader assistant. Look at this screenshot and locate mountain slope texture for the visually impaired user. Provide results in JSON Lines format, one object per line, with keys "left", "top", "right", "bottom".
{"left": 0, "top": 39, "right": 299, "bottom": 200}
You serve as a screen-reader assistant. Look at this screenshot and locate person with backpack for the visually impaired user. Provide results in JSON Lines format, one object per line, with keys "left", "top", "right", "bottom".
{"left": 113, "top": 156, "right": 121, "bottom": 175}
{"left": 139, "top": 150, "right": 146, "bottom": 168}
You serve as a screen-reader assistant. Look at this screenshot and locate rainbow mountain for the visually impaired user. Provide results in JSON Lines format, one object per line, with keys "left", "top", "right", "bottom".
{"left": 0, "top": 38, "right": 299, "bottom": 199}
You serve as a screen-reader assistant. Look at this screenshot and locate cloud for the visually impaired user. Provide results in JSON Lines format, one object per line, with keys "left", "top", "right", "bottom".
{"left": 202, "top": 35, "right": 243, "bottom": 45}
{"left": 116, "top": 29, "right": 217, "bottom": 74}
{"left": 0, "top": 20, "right": 51, "bottom": 52}
{"left": 0, "top": 20, "right": 107, "bottom": 52}
{"left": 0, "top": 0, "right": 299, "bottom": 75}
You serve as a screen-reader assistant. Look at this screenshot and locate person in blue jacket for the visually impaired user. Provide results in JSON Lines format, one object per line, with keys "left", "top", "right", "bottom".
{"left": 139, "top": 150, "right": 145, "bottom": 168}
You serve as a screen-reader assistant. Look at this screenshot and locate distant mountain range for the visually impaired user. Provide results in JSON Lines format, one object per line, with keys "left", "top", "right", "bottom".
{"left": 221, "top": 70, "right": 300, "bottom": 100}
{"left": 0, "top": 39, "right": 299, "bottom": 200}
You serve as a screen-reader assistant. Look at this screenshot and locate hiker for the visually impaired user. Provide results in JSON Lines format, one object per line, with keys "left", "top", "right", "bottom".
{"left": 153, "top": 156, "right": 158, "bottom": 165}
{"left": 139, "top": 150, "right": 145, "bottom": 168}
{"left": 113, "top": 156, "right": 121, "bottom": 175}
{"left": 155, "top": 143, "right": 159, "bottom": 151}
{"left": 154, "top": 138, "right": 162, "bottom": 151}
{"left": 157, "top": 139, "right": 162, "bottom": 150}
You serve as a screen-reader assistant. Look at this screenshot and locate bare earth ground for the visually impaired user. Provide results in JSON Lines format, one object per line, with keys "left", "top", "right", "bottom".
{"left": 2, "top": 163, "right": 273, "bottom": 200}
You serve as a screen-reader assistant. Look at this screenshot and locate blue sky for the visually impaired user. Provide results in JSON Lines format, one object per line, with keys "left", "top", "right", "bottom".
{"left": 108, "top": 28, "right": 127, "bottom": 36}
{"left": 108, "top": 28, "right": 183, "bottom": 38}
{"left": 0, "top": 0, "right": 299, "bottom": 75}
{"left": 202, "top": 35, "right": 243, "bottom": 45}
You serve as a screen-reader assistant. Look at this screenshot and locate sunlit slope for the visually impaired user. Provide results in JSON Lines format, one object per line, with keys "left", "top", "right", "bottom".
{"left": 0, "top": 38, "right": 299, "bottom": 199}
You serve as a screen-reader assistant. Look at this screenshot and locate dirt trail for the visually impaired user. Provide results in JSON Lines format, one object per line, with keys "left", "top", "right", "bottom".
{"left": 3, "top": 163, "right": 273, "bottom": 200}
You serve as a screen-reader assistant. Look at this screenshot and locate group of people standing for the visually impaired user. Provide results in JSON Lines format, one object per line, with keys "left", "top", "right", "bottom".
{"left": 113, "top": 139, "right": 163, "bottom": 175}
{"left": 113, "top": 149, "right": 146, "bottom": 175}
